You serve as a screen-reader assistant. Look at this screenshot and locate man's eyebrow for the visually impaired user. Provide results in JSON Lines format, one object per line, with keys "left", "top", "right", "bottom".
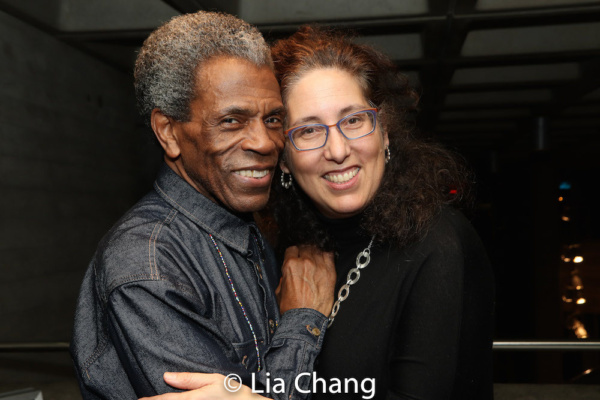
{"left": 266, "top": 106, "right": 286, "bottom": 117}
{"left": 219, "top": 106, "right": 254, "bottom": 116}
{"left": 217, "top": 106, "right": 286, "bottom": 117}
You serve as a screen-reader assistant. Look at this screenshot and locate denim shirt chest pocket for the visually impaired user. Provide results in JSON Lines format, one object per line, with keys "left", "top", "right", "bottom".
{"left": 205, "top": 237, "right": 277, "bottom": 372}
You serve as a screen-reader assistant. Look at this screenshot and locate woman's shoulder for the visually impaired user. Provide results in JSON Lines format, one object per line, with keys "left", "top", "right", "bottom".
{"left": 387, "top": 206, "right": 487, "bottom": 265}
{"left": 425, "top": 206, "right": 481, "bottom": 246}
{"left": 380, "top": 207, "right": 492, "bottom": 295}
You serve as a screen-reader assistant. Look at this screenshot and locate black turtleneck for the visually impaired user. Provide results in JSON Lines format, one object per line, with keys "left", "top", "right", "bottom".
{"left": 310, "top": 207, "right": 494, "bottom": 400}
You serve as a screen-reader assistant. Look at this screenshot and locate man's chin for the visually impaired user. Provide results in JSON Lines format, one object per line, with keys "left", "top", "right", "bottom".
{"left": 223, "top": 194, "right": 270, "bottom": 215}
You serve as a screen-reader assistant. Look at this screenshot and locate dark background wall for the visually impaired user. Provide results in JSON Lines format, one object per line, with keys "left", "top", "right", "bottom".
{"left": 0, "top": 0, "right": 599, "bottom": 397}
{"left": 0, "top": 8, "right": 158, "bottom": 346}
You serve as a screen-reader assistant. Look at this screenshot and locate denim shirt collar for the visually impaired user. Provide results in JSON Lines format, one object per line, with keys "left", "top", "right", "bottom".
{"left": 153, "top": 163, "right": 255, "bottom": 255}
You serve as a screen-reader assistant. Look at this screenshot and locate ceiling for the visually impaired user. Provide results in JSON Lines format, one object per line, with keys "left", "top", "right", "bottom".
{"left": 1, "top": 0, "right": 599, "bottom": 163}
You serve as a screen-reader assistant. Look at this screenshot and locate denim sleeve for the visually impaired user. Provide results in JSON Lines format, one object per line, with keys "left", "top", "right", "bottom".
{"left": 106, "top": 279, "right": 327, "bottom": 400}
{"left": 257, "top": 308, "right": 329, "bottom": 399}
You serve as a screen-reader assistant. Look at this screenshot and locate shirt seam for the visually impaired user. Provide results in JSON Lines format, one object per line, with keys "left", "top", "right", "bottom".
{"left": 81, "top": 274, "right": 202, "bottom": 378}
{"left": 149, "top": 208, "right": 178, "bottom": 279}
{"left": 154, "top": 181, "right": 248, "bottom": 253}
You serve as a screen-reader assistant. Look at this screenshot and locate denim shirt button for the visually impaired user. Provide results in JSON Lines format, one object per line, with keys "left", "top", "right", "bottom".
{"left": 269, "top": 319, "right": 275, "bottom": 334}
{"left": 255, "top": 263, "right": 263, "bottom": 279}
{"left": 306, "top": 325, "right": 321, "bottom": 336}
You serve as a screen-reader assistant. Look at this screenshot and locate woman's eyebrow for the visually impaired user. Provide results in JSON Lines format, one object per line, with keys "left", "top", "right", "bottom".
{"left": 290, "top": 104, "right": 369, "bottom": 127}
{"left": 290, "top": 115, "right": 320, "bottom": 127}
{"left": 338, "top": 104, "right": 370, "bottom": 116}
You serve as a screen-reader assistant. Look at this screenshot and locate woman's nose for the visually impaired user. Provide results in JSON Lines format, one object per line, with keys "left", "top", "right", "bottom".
{"left": 323, "top": 126, "right": 351, "bottom": 163}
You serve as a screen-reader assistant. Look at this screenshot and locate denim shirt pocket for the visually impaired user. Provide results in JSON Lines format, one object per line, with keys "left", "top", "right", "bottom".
{"left": 232, "top": 337, "right": 263, "bottom": 372}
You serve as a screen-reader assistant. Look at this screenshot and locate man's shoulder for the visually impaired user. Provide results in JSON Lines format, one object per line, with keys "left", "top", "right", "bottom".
{"left": 91, "top": 191, "right": 194, "bottom": 292}
{"left": 99, "top": 191, "right": 171, "bottom": 249}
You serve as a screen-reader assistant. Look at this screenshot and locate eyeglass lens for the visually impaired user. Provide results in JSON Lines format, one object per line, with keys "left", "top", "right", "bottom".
{"left": 291, "top": 110, "right": 375, "bottom": 150}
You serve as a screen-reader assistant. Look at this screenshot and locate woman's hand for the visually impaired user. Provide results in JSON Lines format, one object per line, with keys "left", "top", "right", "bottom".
{"left": 277, "top": 245, "right": 336, "bottom": 316}
{"left": 138, "top": 372, "right": 266, "bottom": 400}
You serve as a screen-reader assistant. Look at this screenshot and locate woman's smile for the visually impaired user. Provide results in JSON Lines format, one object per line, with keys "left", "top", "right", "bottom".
{"left": 323, "top": 167, "right": 360, "bottom": 184}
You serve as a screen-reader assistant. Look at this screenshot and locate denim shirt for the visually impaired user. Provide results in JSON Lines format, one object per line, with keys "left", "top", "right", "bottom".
{"left": 71, "top": 164, "right": 328, "bottom": 400}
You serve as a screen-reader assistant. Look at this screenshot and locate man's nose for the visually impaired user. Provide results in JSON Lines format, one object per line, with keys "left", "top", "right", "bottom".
{"left": 242, "top": 121, "right": 283, "bottom": 155}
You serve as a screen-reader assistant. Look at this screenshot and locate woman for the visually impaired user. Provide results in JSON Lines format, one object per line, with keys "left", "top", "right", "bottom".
{"left": 144, "top": 26, "right": 494, "bottom": 400}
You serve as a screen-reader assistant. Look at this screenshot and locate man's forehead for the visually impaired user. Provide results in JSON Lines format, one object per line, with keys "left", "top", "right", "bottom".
{"left": 191, "top": 56, "right": 282, "bottom": 114}
{"left": 194, "top": 55, "right": 277, "bottom": 89}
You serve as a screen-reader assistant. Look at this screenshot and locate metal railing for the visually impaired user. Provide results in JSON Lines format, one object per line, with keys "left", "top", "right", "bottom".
{"left": 0, "top": 342, "right": 70, "bottom": 351}
{"left": 1, "top": 341, "right": 600, "bottom": 352}
{"left": 493, "top": 341, "right": 600, "bottom": 351}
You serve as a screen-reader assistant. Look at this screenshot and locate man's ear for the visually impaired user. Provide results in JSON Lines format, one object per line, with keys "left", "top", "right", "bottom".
{"left": 151, "top": 108, "right": 181, "bottom": 159}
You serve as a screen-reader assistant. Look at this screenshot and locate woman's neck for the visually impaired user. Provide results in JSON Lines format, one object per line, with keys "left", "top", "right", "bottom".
{"left": 316, "top": 212, "right": 370, "bottom": 250}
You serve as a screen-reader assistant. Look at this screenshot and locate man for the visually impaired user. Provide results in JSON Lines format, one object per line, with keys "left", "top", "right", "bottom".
{"left": 71, "top": 11, "right": 335, "bottom": 400}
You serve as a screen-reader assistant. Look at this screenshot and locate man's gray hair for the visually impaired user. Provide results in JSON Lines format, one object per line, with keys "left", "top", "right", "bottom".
{"left": 134, "top": 11, "right": 273, "bottom": 125}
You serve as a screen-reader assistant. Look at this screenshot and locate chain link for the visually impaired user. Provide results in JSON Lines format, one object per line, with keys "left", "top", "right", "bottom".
{"left": 328, "top": 236, "right": 375, "bottom": 327}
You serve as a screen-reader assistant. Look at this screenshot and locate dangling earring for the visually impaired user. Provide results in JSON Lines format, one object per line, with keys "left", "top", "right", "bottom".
{"left": 281, "top": 171, "right": 293, "bottom": 189}
{"left": 385, "top": 146, "right": 391, "bottom": 164}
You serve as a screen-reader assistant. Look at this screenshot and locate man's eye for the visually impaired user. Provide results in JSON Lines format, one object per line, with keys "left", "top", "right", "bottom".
{"left": 220, "top": 117, "right": 246, "bottom": 130}
{"left": 265, "top": 116, "right": 283, "bottom": 127}
{"left": 222, "top": 117, "right": 240, "bottom": 124}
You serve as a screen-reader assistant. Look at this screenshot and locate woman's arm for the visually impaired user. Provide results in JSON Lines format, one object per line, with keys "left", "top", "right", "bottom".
{"left": 389, "top": 210, "right": 494, "bottom": 399}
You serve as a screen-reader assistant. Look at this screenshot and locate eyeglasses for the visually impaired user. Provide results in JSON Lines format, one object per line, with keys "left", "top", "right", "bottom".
{"left": 285, "top": 108, "right": 378, "bottom": 151}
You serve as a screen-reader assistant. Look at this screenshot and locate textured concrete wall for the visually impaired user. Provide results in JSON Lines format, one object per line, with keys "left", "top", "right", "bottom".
{"left": 0, "top": 9, "right": 160, "bottom": 343}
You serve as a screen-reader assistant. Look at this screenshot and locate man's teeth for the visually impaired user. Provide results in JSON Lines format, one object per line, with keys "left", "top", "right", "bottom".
{"left": 324, "top": 168, "right": 359, "bottom": 183}
{"left": 235, "top": 170, "right": 269, "bottom": 178}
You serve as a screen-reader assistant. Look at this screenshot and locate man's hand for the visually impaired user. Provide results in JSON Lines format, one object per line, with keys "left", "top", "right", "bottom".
{"left": 276, "top": 245, "right": 336, "bottom": 316}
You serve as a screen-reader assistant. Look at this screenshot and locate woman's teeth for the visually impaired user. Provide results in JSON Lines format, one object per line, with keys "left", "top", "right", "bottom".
{"left": 235, "top": 170, "right": 269, "bottom": 178}
{"left": 324, "top": 168, "right": 359, "bottom": 183}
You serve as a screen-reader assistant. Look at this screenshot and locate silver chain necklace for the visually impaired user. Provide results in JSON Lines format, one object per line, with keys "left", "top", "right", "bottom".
{"left": 328, "top": 236, "right": 375, "bottom": 327}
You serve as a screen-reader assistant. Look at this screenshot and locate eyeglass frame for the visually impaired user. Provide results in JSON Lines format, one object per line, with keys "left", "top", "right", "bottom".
{"left": 284, "top": 108, "right": 379, "bottom": 151}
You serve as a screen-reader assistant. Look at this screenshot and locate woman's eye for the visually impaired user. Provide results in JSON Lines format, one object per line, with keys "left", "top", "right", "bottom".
{"left": 298, "top": 126, "right": 320, "bottom": 136}
{"left": 342, "top": 114, "right": 366, "bottom": 129}
{"left": 347, "top": 114, "right": 367, "bottom": 124}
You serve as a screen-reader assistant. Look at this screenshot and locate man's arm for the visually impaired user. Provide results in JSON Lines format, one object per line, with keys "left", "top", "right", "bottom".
{"left": 101, "top": 245, "right": 334, "bottom": 400}
{"left": 130, "top": 246, "right": 336, "bottom": 400}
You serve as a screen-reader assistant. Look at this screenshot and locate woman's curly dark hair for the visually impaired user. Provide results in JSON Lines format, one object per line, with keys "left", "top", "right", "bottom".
{"left": 265, "top": 26, "right": 473, "bottom": 252}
